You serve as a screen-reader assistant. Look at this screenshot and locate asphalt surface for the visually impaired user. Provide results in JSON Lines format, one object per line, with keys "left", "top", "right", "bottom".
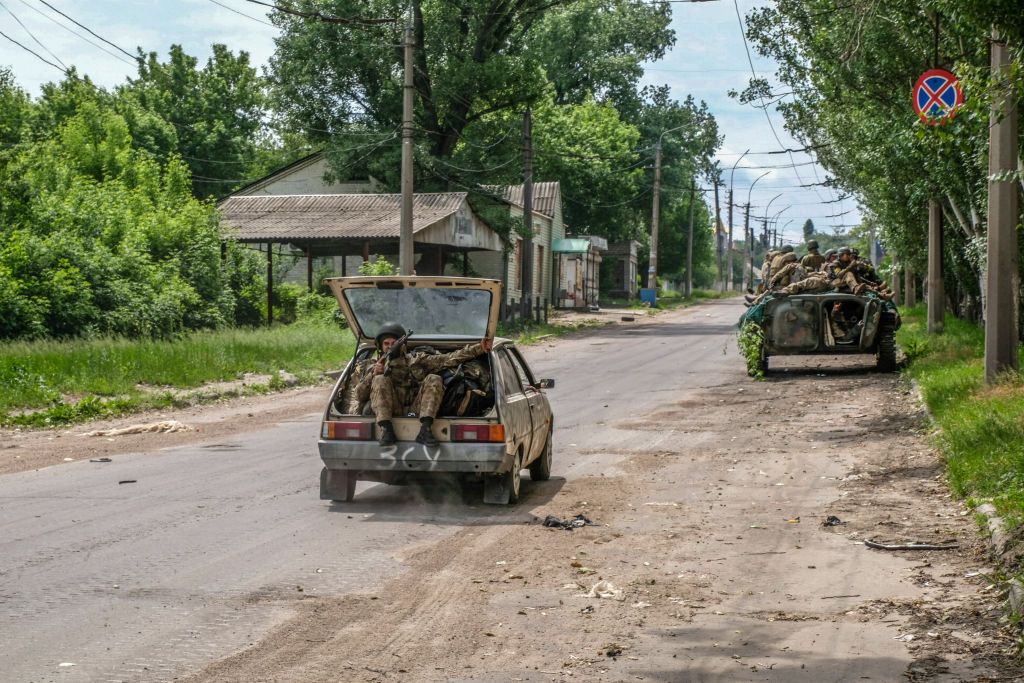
{"left": 0, "top": 299, "right": 957, "bottom": 682}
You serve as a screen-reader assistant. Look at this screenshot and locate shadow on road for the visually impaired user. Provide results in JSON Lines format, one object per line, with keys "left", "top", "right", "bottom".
{"left": 326, "top": 475, "right": 566, "bottom": 526}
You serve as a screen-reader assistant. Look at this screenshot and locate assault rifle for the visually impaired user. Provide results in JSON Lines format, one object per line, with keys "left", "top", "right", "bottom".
{"left": 382, "top": 329, "right": 413, "bottom": 375}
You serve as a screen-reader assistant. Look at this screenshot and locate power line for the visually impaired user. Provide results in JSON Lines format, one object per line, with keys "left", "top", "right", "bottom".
{"left": 207, "top": 0, "right": 276, "bottom": 28}
{"left": 13, "top": 0, "right": 136, "bottom": 67}
{"left": 37, "top": 0, "right": 138, "bottom": 61}
{"left": 0, "top": 0, "right": 67, "bottom": 69}
{"left": 242, "top": 0, "right": 397, "bottom": 26}
{"left": 0, "top": 26, "right": 65, "bottom": 73}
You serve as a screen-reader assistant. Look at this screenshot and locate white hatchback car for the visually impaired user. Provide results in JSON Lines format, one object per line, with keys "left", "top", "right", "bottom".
{"left": 318, "top": 276, "right": 555, "bottom": 505}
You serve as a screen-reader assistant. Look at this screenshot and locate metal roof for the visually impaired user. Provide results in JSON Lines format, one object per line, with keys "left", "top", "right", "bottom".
{"left": 484, "top": 182, "right": 560, "bottom": 219}
{"left": 217, "top": 193, "right": 469, "bottom": 242}
{"left": 552, "top": 238, "right": 592, "bottom": 253}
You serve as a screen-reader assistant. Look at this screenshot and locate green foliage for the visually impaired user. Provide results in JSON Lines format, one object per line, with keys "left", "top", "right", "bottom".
{"left": 358, "top": 257, "right": 398, "bottom": 276}
{"left": 296, "top": 291, "right": 348, "bottom": 329}
{"left": 802, "top": 219, "right": 815, "bottom": 242}
{"left": 896, "top": 305, "right": 1024, "bottom": 530}
{"left": 0, "top": 325, "right": 354, "bottom": 425}
{"left": 737, "top": 322, "right": 766, "bottom": 380}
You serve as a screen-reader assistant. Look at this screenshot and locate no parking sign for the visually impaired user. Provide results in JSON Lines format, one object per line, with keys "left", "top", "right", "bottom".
{"left": 913, "top": 69, "right": 963, "bottom": 125}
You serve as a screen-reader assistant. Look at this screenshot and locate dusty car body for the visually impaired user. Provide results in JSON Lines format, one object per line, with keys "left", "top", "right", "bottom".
{"left": 318, "top": 276, "right": 554, "bottom": 505}
{"left": 748, "top": 293, "right": 900, "bottom": 374}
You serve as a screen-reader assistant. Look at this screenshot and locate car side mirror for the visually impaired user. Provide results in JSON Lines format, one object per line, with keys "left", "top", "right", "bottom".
{"left": 537, "top": 378, "right": 555, "bottom": 389}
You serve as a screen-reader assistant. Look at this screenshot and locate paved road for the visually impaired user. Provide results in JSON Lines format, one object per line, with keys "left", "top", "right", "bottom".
{"left": 1, "top": 299, "right": 939, "bottom": 682}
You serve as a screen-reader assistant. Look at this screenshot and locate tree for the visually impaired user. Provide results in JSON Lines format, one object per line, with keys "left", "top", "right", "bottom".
{"left": 802, "top": 219, "right": 815, "bottom": 242}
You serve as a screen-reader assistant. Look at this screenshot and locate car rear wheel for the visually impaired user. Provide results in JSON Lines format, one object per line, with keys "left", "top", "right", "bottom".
{"left": 529, "top": 429, "right": 552, "bottom": 481}
{"left": 484, "top": 450, "right": 522, "bottom": 505}
{"left": 319, "top": 467, "right": 357, "bottom": 502}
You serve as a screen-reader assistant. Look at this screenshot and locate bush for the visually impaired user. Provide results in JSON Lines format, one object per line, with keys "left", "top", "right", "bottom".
{"left": 296, "top": 291, "right": 347, "bottom": 328}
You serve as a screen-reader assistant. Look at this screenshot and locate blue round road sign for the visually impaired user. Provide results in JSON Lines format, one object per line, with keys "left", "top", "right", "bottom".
{"left": 913, "top": 69, "right": 963, "bottom": 125}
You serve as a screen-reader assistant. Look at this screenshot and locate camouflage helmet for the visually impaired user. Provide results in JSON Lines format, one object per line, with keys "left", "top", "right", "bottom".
{"left": 806, "top": 239, "right": 819, "bottom": 250}
{"left": 851, "top": 247, "right": 860, "bottom": 257}
{"left": 823, "top": 248, "right": 836, "bottom": 258}
{"left": 780, "top": 244, "right": 794, "bottom": 253}
{"left": 375, "top": 322, "right": 406, "bottom": 351}
{"left": 837, "top": 247, "right": 853, "bottom": 256}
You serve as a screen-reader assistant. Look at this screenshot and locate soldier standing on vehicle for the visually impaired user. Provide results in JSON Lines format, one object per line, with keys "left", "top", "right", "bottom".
{"left": 801, "top": 240, "right": 826, "bottom": 271}
{"left": 352, "top": 323, "right": 493, "bottom": 447}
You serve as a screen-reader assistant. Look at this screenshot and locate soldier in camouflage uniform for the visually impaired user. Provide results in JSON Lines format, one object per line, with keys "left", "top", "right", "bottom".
{"left": 801, "top": 239, "right": 826, "bottom": 272}
{"left": 352, "top": 322, "right": 493, "bottom": 447}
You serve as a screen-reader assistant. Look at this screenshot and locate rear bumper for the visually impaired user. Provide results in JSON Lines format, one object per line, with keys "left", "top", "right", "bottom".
{"left": 318, "top": 439, "right": 512, "bottom": 474}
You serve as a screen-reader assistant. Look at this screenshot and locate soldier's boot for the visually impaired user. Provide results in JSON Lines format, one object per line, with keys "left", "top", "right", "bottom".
{"left": 378, "top": 420, "right": 397, "bottom": 447}
{"left": 416, "top": 416, "right": 439, "bottom": 447}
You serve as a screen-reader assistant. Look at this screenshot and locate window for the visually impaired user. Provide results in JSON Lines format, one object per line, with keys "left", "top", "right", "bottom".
{"left": 507, "top": 347, "right": 536, "bottom": 391}
{"left": 496, "top": 350, "right": 523, "bottom": 394}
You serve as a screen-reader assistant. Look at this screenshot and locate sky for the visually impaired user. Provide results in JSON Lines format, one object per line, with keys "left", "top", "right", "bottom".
{"left": 0, "top": 0, "right": 859, "bottom": 244}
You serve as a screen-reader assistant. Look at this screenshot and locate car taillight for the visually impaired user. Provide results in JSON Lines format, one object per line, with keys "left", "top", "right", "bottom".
{"left": 322, "top": 421, "right": 373, "bottom": 440}
{"left": 451, "top": 424, "right": 505, "bottom": 442}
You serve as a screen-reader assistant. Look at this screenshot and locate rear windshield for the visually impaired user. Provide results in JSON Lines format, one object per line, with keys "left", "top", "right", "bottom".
{"left": 343, "top": 286, "right": 492, "bottom": 340}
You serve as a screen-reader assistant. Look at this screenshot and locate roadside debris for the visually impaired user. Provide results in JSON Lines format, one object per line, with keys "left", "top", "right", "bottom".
{"left": 89, "top": 457, "right": 112, "bottom": 463}
{"left": 822, "top": 515, "right": 846, "bottom": 527}
{"left": 603, "top": 643, "right": 623, "bottom": 658}
{"left": 582, "top": 580, "right": 624, "bottom": 600}
{"left": 82, "top": 420, "right": 192, "bottom": 437}
{"left": 620, "top": 316, "right": 635, "bottom": 322}
{"left": 542, "top": 513, "right": 596, "bottom": 530}
{"left": 118, "top": 480, "right": 137, "bottom": 485}
{"left": 864, "top": 539, "right": 959, "bottom": 551}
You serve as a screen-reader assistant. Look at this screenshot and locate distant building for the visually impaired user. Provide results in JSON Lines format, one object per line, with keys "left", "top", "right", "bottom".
{"left": 553, "top": 236, "right": 606, "bottom": 309}
{"left": 605, "top": 240, "right": 639, "bottom": 299}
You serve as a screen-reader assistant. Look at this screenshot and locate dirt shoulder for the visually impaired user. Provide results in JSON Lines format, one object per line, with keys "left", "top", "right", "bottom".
{"left": 182, "top": 358, "right": 1018, "bottom": 681}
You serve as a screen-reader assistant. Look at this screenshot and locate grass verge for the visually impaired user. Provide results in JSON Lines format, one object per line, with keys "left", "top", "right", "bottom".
{"left": 605, "top": 288, "right": 737, "bottom": 311}
{"left": 896, "top": 305, "right": 1024, "bottom": 531}
{"left": 0, "top": 324, "right": 354, "bottom": 428}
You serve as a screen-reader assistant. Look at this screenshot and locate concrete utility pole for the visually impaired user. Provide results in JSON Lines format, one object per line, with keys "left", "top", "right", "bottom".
{"left": 927, "top": 198, "right": 944, "bottom": 333}
{"left": 744, "top": 203, "right": 752, "bottom": 290}
{"left": 521, "top": 107, "right": 535, "bottom": 317}
{"left": 714, "top": 177, "right": 723, "bottom": 292}
{"left": 399, "top": 23, "right": 415, "bottom": 275}
{"left": 647, "top": 142, "right": 663, "bottom": 290}
{"left": 726, "top": 189, "right": 734, "bottom": 290}
{"left": 905, "top": 269, "right": 917, "bottom": 307}
{"left": 686, "top": 178, "right": 696, "bottom": 297}
{"left": 985, "top": 28, "right": 1020, "bottom": 382}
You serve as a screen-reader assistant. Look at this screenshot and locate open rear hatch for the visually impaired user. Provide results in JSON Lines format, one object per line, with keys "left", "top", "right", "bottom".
{"left": 324, "top": 276, "right": 502, "bottom": 344}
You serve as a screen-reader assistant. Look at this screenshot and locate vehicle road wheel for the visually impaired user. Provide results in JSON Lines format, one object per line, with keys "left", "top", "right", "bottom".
{"left": 758, "top": 344, "right": 769, "bottom": 375}
{"left": 319, "top": 467, "right": 357, "bottom": 502}
{"left": 528, "top": 429, "right": 552, "bottom": 481}
{"left": 876, "top": 327, "right": 896, "bottom": 372}
{"left": 484, "top": 450, "right": 522, "bottom": 505}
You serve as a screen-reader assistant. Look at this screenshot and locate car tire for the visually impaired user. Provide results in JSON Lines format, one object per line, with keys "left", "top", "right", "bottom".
{"left": 319, "top": 467, "right": 357, "bottom": 502}
{"left": 484, "top": 450, "right": 522, "bottom": 505}
{"left": 876, "top": 327, "right": 896, "bottom": 372}
{"left": 529, "top": 429, "right": 552, "bottom": 481}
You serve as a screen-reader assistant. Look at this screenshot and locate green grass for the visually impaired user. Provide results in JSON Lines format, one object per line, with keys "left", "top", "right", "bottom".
{"left": 604, "top": 288, "right": 737, "bottom": 310}
{"left": 0, "top": 324, "right": 354, "bottom": 427}
{"left": 897, "top": 305, "right": 1024, "bottom": 529}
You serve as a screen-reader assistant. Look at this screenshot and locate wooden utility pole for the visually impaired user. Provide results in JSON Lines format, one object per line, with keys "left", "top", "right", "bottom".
{"left": 647, "top": 142, "right": 663, "bottom": 290}
{"left": 726, "top": 189, "right": 734, "bottom": 291}
{"left": 927, "top": 198, "right": 944, "bottom": 333}
{"left": 686, "top": 179, "right": 695, "bottom": 297}
{"left": 266, "top": 243, "right": 273, "bottom": 326}
{"left": 399, "top": 23, "right": 415, "bottom": 275}
{"left": 985, "top": 28, "right": 1020, "bottom": 382}
{"left": 714, "top": 178, "right": 723, "bottom": 292}
{"left": 521, "top": 107, "right": 535, "bottom": 318}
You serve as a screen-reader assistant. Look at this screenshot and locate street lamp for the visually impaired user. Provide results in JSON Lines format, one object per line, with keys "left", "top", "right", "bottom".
{"left": 761, "top": 193, "right": 783, "bottom": 250}
{"left": 744, "top": 171, "right": 771, "bottom": 290}
{"left": 725, "top": 149, "right": 749, "bottom": 290}
{"left": 647, "top": 123, "right": 690, "bottom": 291}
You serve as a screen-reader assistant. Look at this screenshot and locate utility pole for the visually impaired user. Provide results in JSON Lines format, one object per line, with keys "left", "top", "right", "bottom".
{"left": 647, "top": 142, "right": 663, "bottom": 290}
{"left": 726, "top": 189, "right": 734, "bottom": 291}
{"left": 686, "top": 178, "right": 696, "bottom": 297}
{"left": 985, "top": 28, "right": 1020, "bottom": 382}
{"left": 927, "top": 198, "right": 944, "bottom": 333}
{"left": 399, "top": 22, "right": 415, "bottom": 275}
{"left": 905, "top": 269, "right": 916, "bottom": 307}
{"left": 714, "top": 177, "right": 723, "bottom": 292}
{"left": 744, "top": 202, "right": 752, "bottom": 290}
{"left": 521, "top": 107, "right": 535, "bottom": 318}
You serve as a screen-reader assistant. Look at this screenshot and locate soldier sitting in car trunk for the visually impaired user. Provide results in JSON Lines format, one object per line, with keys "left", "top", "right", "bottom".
{"left": 351, "top": 322, "right": 493, "bottom": 447}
